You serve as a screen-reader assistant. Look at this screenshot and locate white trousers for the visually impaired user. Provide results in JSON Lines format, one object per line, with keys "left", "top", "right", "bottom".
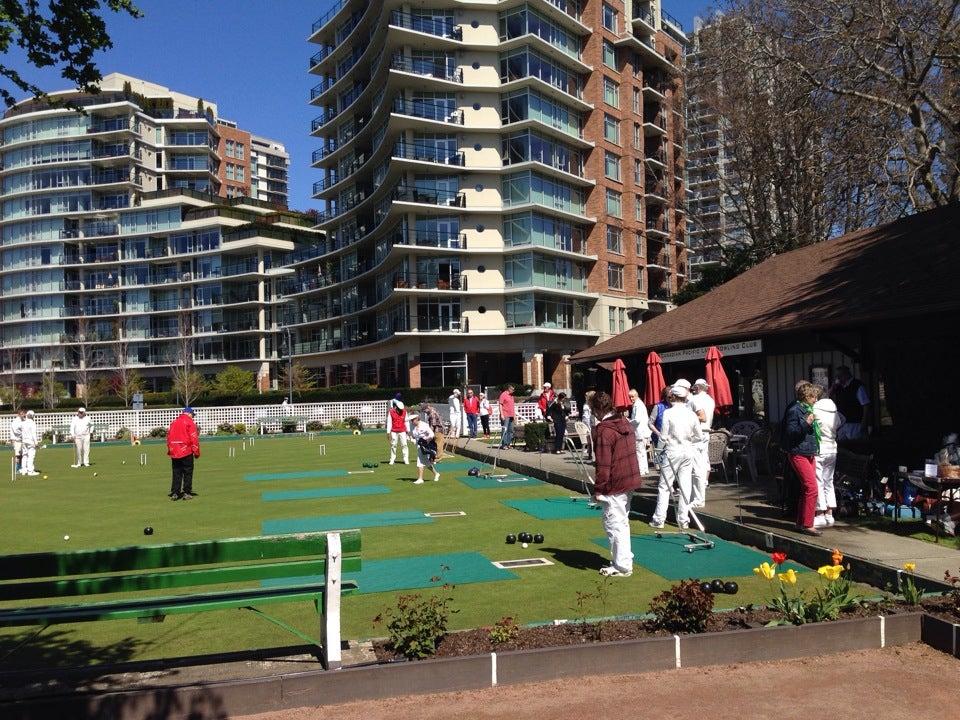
{"left": 652, "top": 451, "right": 693, "bottom": 526}
{"left": 21, "top": 445, "right": 36, "bottom": 474}
{"left": 816, "top": 453, "right": 837, "bottom": 511}
{"left": 635, "top": 439, "right": 649, "bottom": 475}
{"left": 388, "top": 432, "right": 409, "bottom": 464}
{"left": 12, "top": 441, "right": 21, "bottom": 464}
{"left": 74, "top": 435, "right": 90, "bottom": 465}
{"left": 449, "top": 415, "right": 461, "bottom": 438}
{"left": 597, "top": 491, "right": 634, "bottom": 572}
{"left": 690, "top": 441, "right": 710, "bottom": 507}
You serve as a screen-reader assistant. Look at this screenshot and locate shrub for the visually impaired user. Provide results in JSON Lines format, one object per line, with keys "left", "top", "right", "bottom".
{"left": 216, "top": 422, "right": 236, "bottom": 435}
{"left": 944, "top": 568, "right": 960, "bottom": 618}
{"left": 115, "top": 427, "right": 131, "bottom": 440}
{"left": 344, "top": 416, "right": 363, "bottom": 431}
{"left": 374, "top": 589, "right": 457, "bottom": 660}
{"left": 149, "top": 427, "right": 167, "bottom": 438}
{"left": 488, "top": 616, "right": 520, "bottom": 645}
{"left": 233, "top": 423, "right": 246, "bottom": 435}
{"left": 306, "top": 420, "right": 324, "bottom": 432}
{"left": 523, "top": 422, "right": 549, "bottom": 451}
{"left": 648, "top": 580, "right": 715, "bottom": 634}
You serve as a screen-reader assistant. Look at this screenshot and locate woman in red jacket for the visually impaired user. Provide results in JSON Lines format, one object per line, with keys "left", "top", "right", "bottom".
{"left": 590, "top": 391, "right": 643, "bottom": 577}
{"left": 167, "top": 407, "right": 200, "bottom": 500}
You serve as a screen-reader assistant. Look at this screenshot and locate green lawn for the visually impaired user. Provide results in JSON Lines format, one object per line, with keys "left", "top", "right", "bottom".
{"left": 0, "top": 434, "right": 863, "bottom": 669}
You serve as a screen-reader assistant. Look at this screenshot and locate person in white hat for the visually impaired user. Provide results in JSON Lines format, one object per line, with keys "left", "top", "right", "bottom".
{"left": 447, "top": 388, "right": 462, "bottom": 440}
{"left": 9, "top": 408, "right": 25, "bottom": 473}
{"left": 628, "top": 388, "right": 651, "bottom": 474}
{"left": 407, "top": 412, "right": 440, "bottom": 484}
{"left": 649, "top": 384, "right": 705, "bottom": 530}
{"left": 20, "top": 410, "right": 40, "bottom": 476}
{"left": 386, "top": 394, "right": 409, "bottom": 465}
{"left": 688, "top": 379, "right": 716, "bottom": 508}
{"left": 70, "top": 407, "right": 93, "bottom": 468}
{"left": 536, "top": 382, "right": 555, "bottom": 420}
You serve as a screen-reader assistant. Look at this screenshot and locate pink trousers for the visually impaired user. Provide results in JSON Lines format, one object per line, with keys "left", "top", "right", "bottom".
{"left": 789, "top": 454, "right": 818, "bottom": 529}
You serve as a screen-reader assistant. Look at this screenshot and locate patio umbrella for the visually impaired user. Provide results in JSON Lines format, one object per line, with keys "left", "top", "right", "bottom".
{"left": 611, "top": 358, "right": 632, "bottom": 411}
{"left": 644, "top": 351, "right": 666, "bottom": 406}
{"left": 705, "top": 346, "right": 734, "bottom": 415}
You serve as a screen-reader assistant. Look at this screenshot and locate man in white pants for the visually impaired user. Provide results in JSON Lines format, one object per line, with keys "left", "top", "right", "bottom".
{"left": 447, "top": 389, "right": 462, "bottom": 439}
{"left": 20, "top": 410, "right": 39, "bottom": 476}
{"left": 628, "top": 389, "right": 651, "bottom": 475}
{"left": 10, "top": 408, "right": 25, "bottom": 473}
{"left": 70, "top": 407, "right": 92, "bottom": 468}
{"left": 688, "top": 379, "right": 716, "bottom": 509}
{"left": 386, "top": 395, "right": 409, "bottom": 465}
{"left": 650, "top": 385, "right": 705, "bottom": 529}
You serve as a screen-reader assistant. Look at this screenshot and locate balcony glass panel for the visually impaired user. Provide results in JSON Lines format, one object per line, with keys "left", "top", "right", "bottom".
{"left": 502, "top": 170, "right": 584, "bottom": 215}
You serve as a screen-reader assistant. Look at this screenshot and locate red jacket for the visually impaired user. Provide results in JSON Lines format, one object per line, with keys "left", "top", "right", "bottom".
{"left": 167, "top": 413, "right": 200, "bottom": 459}
{"left": 388, "top": 406, "right": 407, "bottom": 433}
{"left": 463, "top": 396, "right": 480, "bottom": 414}
{"left": 538, "top": 389, "right": 555, "bottom": 413}
{"left": 592, "top": 415, "right": 642, "bottom": 496}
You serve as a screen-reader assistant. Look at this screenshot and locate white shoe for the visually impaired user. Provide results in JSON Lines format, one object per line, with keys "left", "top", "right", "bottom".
{"left": 691, "top": 501, "right": 705, "bottom": 509}
{"left": 599, "top": 566, "right": 632, "bottom": 577}
{"left": 678, "top": 523, "right": 690, "bottom": 531}
{"left": 649, "top": 521, "right": 665, "bottom": 529}
{"left": 413, "top": 479, "right": 424, "bottom": 485}
{"left": 433, "top": 474, "right": 440, "bottom": 482}
{"left": 404, "top": 461, "right": 409, "bottom": 465}
{"left": 83, "top": 463, "right": 90, "bottom": 467}
{"left": 27, "top": 471, "right": 39, "bottom": 476}
{"left": 813, "top": 515, "right": 827, "bottom": 528}
{"left": 71, "top": 464, "right": 81, "bottom": 469}
{"left": 389, "top": 461, "right": 395, "bottom": 465}
{"left": 826, "top": 515, "right": 836, "bottom": 526}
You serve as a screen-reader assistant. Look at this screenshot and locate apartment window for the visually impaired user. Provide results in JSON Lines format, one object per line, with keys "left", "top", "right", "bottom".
{"left": 604, "top": 151, "right": 621, "bottom": 181}
{"left": 236, "top": 165, "right": 245, "bottom": 182}
{"left": 635, "top": 200, "right": 642, "bottom": 220}
{"left": 605, "top": 188, "right": 622, "bottom": 217}
{"left": 602, "top": 40, "right": 616, "bottom": 69}
{"left": 606, "top": 225, "right": 622, "bottom": 254}
{"left": 636, "top": 266, "right": 644, "bottom": 292}
{"left": 235, "top": 143, "right": 245, "bottom": 160}
{"left": 631, "top": 52, "right": 642, "bottom": 76}
{"left": 608, "top": 307, "right": 617, "bottom": 333}
{"left": 225, "top": 164, "right": 235, "bottom": 181}
{"left": 634, "top": 159, "right": 642, "bottom": 184}
{"left": 602, "top": 3, "right": 617, "bottom": 32}
{"left": 608, "top": 263, "right": 623, "bottom": 289}
{"left": 633, "top": 123, "right": 642, "bottom": 149}
{"left": 603, "top": 114, "right": 619, "bottom": 144}
{"left": 603, "top": 77, "right": 619, "bottom": 108}
{"left": 224, "top": 140, "right": 235, "bottom": 158}
{"left": 636, "top": 231, "right": 644, "bottom": 256}
{"left": 618, "top": 307, "right": 626, "bottom": 332}
{"left": 632, "top": 87, "right": 641, "bottom": 114}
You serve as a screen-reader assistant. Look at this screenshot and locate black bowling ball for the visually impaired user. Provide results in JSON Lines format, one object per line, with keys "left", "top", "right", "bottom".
{"left": 724, "top": 581, "right": 739, "bottom": 595}
{"left": 505, "top": 534, "right": 517, "bottom": 544}
{"left": 143, "top": 527, "right": 154, "bottom": 536}
{"left": 710, "top": 579, "right": 726, "bottom": 593}
{"left": 700, "top": 581, "right": 713, "bottom": 594}
{"left": 533, "top": 533, "right": 544, "bottom": 544}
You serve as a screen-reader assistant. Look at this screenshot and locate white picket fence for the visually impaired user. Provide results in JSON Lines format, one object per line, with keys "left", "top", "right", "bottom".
{"left": 0, "top": 399, "right": 577, "bottom": 442}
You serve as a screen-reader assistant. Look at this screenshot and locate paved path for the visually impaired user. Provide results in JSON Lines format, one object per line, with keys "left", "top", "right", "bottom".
{"left": 452, "top": 438, "right": 960, "bottom": 582}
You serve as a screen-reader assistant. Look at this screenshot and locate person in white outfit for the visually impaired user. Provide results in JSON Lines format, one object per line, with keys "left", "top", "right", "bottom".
{"left": 478, "top": 392, "right": 492, "bottom": 439}
{"left": 386, "top": 394, "right": 409, "bottom": 465}
{"left": 628, "top": 389, "right": 651, "bottom": 474}
{"left": 70, "top": 407, "right": 92, "bottom": 468}
{"left": 812, "top": 385, "right": 844, "bottom": 528}
{"left": 649, "top": 385, "right": 705, "bottom": 529}
{"left": 408, "top": 412, "right": 439, "bottom": 484}
{"left": 687, "top": 379, "right": 716, "bottom": 509}
{"left": 447, "top": 389, "right": 462, "bottom": 439}
{"left": 20, "top": 410, "right": 40, "bottom": 476}
{"left": 10, "top": 408, "right": 25, "bottom": 473}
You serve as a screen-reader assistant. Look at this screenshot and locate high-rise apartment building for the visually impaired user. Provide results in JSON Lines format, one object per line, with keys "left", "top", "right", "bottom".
{"left": 685, "top": 17, "right": 743, "bottom": 281}
{"left": 0, "top": 74, "right": 307, "bottom": 393}
{"left": 306, "top": 0, "right": 688, "bottom": 389}
{"left": 250, "top": 135, "right": 290, "bottom": 208}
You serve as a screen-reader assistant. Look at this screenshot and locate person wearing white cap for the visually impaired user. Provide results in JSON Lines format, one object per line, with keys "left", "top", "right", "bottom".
{"left": 408, "top": 412, "right": 440, "bottom": 484}
{"left": 20, "top": 410, "right": 40, "bottom": 476}
{"left": 70, "top": 407, "right": 93, "bottom": 468}
{"left": 688, "top": 379, "right": 716, "bottom": 508}
{"left": 447, "top": 388, "right": 463, "bottom": 440}
{"left": 536, "top": 382, "right": 555, "bottom": 421}
{"left": 10, "top": 408, "right": 26, "bottom": 474}
{"left": 386, "top": 394, "right": 409, "bottom": 465}
{"left": 649, "top": 384, "right": 705, "bottom": 530}
{"left": 627, "top": 388, "right": 651, "bottom": 474}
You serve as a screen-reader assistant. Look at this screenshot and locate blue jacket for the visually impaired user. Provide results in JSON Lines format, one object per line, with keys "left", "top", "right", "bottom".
{"left": 782, "top": 402, "right": 818, "bottom": 457}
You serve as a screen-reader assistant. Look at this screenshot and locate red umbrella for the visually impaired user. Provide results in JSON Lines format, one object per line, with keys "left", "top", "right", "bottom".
{"left": 611, "top": 358, "right": 632, "bottom": 411}
{"left": 705, "top": 346, "right": 734, "bottom": 415}
{"left": 644, "top": 351, "right": 666, "bottom": 407}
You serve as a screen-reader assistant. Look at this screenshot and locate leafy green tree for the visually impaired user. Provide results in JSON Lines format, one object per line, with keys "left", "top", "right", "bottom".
{"left": 1, "top": 1, "right": 142, "bottom": 107}
{"left": 212, "top": 365, "right": 255, "bottom": 396}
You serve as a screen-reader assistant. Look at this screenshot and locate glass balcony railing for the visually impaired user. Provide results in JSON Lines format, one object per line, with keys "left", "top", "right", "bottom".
{"left": 389, "top": 10, "right": 462, "bottom": 40}
{"left": 390, "top": 55, "right": 462, "bottom": 83}
{"left": 392, "top": 272, "right": 467, "bottom": 291}
{"left": 311, "top": 0, "right": 348, "bottom": 34}
{"left": 391, "top": 97, "right": 463, "bottom": 124}
{"left": 393, "top": 141, "right": 464, "bottom": 166}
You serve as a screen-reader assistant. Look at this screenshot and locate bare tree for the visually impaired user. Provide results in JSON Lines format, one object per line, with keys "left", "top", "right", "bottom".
{"left": 40, "top": 371, "right": 65, "bottom": 410}
{"left": 170, "top": 309, "right": 205, "bottom": 406}
{"left": 72, "top": 315, "right": 102, "bottom": 406}
{"left": 1, "top": 348, "right": 24, "bottom": 409}
{"left": 110, "top": 318, "right": 143, "bottom": 407}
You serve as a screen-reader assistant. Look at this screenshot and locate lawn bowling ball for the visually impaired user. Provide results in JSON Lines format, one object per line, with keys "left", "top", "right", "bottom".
{"left": 505, "top": 534, "right": 516, "bottom": 544}
{"left": 519, "top": 532, "right": 532, "bottom": 543}
{"left": 42, "top": 475, "right": 48, "bottom": 480}
{"left": 700, "top": 581, "right": 713, "bottom": 594}
{"left": 521, "top": 542, "right": 528, "bottom": 548}
{"left": 533, "top": 533, "right": 544, "bottom": 544}
{"left": 467, "top": 467, "right": 480, "bottom": 476}
{"left": 63, "top": 535, "right": 70, "bottom": 541}
{"left": 724, "top": 581, "right": 739, "bottom": 595}
{"left": 93, "top": 472, "right": 98, "bottom": 477}
{"left": 144, "top": 527, "right": 154, "bottom": 536}
{"left": 710, "top": 579, "right": 725, "bottom": 593}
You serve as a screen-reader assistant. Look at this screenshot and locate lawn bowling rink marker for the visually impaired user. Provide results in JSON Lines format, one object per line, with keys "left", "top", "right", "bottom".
{"left": 10, "top": 457, "right": 15, "bottom": 483}
{"left": 228, "top": 447, "right": 236, "bottom": 458}
{"left": 319, "top": 444, "right": 327, "bottom": 456}
{"left": 497, "top": 476, "right": 529, "bottom": 483}
{"left": 423, "top": 511, "right": 466, "bottom": 518}
{"left": 491, "top": 558, "right": 553, "bottom": 570}
{"left": 346, "top": 469, "right": 374, "bottom": 475}
{"left": 139, "top": 453, "right": 147, "bottom": 466}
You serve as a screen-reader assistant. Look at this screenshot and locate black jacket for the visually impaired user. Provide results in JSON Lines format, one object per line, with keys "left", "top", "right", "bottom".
{"left": 782, "top": 402, "right": 818, "bottom": 456}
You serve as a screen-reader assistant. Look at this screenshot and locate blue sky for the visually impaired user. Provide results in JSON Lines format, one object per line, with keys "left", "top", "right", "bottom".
{"left": 4, "top": 0, "right": 712, "bottom": 211}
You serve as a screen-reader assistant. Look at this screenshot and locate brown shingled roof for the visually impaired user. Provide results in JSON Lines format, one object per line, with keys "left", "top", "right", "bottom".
{"left": 571, "top": 204, "right": 960, "bottom": 363}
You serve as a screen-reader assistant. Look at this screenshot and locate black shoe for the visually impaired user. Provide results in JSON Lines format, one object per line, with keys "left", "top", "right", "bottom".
{"left": 171, "top": 494, "right": 181, "bottom": 501}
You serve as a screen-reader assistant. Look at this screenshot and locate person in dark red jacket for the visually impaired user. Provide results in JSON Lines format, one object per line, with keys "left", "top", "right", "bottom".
{"left": 167, "top": 407, "right": 200, "bottom": 500}
{"left": 590, "top": 391, "right": 643, "bottom": 577}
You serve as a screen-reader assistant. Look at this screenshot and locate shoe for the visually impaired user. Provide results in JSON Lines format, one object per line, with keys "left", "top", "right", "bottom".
{"left": 800, "top": 527, "right": 823, "bottom": 537}
{"left": 404, "top": 461, "right": 409, "bottom": 465}
{"left": 825, "top": 515, "right": 836, "bottom": 526}
{"left": 813, "top": 515, "right": 827, "bottom": 528}
{"left": 413, "top": 479, "right": 424, "bottom": 485}
{"left": 678, "top": 523, "right": 690, "bottom": 531}
{"left": 171, "top": 494, "right": 181, "bottom": 501}
{"left": 649, "top": 521, "right": 665, "bottom": 529}
{"left": 691, "top": 502, "right": 705, "bottom": 509}
{"left": 181, "top": 493, "right": 194, "bottom": 500}
{"left": 599, "top": 566, "right": 632, "bottom": 577}
{"left": 27, "top": 471, "right": 39, "bottom": 476}
{"left": 389, "top": 461, "right": 395, "bottom": 465}
{"left": 433, "top": 474, "right": 440, "bottom": 482}
{"left": 83, "top": 464, "right": 91, "bottom": 467}
{"left": 71, "top": 464, "right": 81, "bottom": 469}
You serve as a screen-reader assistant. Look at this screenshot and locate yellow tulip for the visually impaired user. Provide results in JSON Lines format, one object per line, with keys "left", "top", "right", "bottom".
{"left": 777, "top": 568, "right": 798, "bottom": 585}
{"left": 818, "top": 565, "right": 844, "bottom": 581}
{"left": 903, "top": 562, "right": 916, "bottom": 573}
{"left": 754, "top": 562, "right": 776, "bottom": 580}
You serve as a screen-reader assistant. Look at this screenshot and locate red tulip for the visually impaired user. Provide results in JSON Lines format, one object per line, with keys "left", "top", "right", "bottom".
{"left": 771, "top": 552, "right": 788, "bottom": 565}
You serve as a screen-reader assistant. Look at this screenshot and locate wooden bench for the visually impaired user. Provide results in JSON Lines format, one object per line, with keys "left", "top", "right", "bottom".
{"left": 0, "top": 529, "right": 360, "bottom": 669}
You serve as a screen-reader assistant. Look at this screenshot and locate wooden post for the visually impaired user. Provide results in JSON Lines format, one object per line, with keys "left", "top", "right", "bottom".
{"left": 322, "top": 531, "right": 342, "bottom": 669}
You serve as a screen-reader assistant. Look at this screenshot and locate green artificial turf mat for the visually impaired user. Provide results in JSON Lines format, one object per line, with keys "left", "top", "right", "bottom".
{"left": 458, "top": 475, "right": 543, "bottom": 489}
{"left": 503, "top": 497, "right": 603, "bottom": 519}
{"left": 435, "top": 461, "right": 492, "bottom": 471}
{"left": 262, "top": 510, "right": 433, "bottom": 534}
{"left": 592, "top": 534, "right": 809, "bottom": 580}
{"left": 261, "top": 485, "right": 391, "bottom": 502}
{"left": 263, "top": 552, "right": 517, "bottom": 594}
{"left": 244, "top": 469, "right": 348, "bottom": 482}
